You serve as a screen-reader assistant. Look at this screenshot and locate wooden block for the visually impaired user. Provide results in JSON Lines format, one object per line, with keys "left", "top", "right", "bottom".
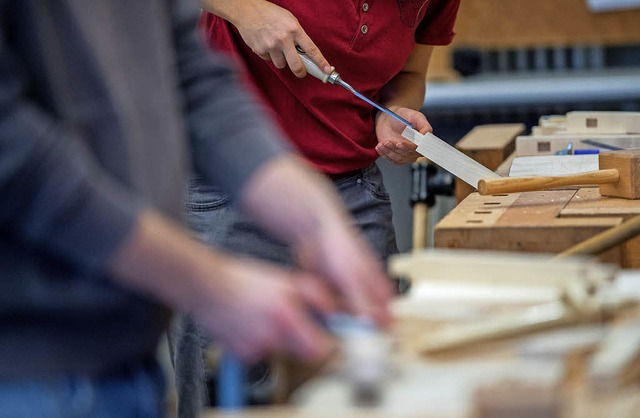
{"left": 455, "top": 124, "right": 523, "bottom": 202}
{"left": 515, "top": 134, "right": 640, "bottom": 157}
{"left": 599, "top": 150, "right": 640, "bottom": 199}
{"left": 516, "top": 135, "right": 582, "bottom": 156}
{"left": 536, "top": 115, "right": 568, "bottom": 136}
{"left": 531, "top": 125, "right": 566, "bottom": 136}
{"left": 567, "top": 111, "right": 640, "bottom": 134}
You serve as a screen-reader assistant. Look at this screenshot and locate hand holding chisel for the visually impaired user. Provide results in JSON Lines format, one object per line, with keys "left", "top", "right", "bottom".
{"left": 296, "top": 47, "right": 429, "bottom": 164}
{"left": 296, "top": 46, "right": 415, "bottom": 130}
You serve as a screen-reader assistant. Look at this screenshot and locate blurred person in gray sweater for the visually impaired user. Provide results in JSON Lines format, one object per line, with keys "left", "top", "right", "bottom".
{"left": 0, "top": 1, "right": 391, "bottom": 417}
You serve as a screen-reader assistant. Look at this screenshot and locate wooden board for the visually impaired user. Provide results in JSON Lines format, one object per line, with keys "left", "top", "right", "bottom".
{"left": 454, "top": 124, "right": 523, "bottom": 202}
{"left": 452, "top": 0, "right": 640, "bottom": 49}
{"left": 434, "top": 189, "right": 630, "bottom": 265}
{"left": 509, "top": 155, "right": 599, "bottom": 177}
{"left": 562, "top": 188, "right": 640, "bottom": 216}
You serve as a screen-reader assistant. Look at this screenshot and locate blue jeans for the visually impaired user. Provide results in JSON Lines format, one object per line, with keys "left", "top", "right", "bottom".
{"left": 171, "top": 162, "right": 397, "bottom": 418}
{"left": 0, "top": 359, "right": 166, "bottom": 418}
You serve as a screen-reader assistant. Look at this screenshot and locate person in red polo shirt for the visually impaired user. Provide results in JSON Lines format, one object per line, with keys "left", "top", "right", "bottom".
{"left": 172, "top": 1, "right": 460, "bottom": 416}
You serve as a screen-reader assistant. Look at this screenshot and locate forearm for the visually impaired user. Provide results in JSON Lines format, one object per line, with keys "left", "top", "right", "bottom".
{"left": 379, "top": 44, "right": 433, "bottom": 111}
{"left": 202, "top": 0, "right": 265, "bottom": 26}
{"left": 239, "top": 155, "right": 351, "bottom": 247}
{"left": 381, "top": 72, "right": 427, "bottom": 112}
{"left": 107, "top": 210, "right": 230, "bottom": 316}
{"left": 239, "top": 154, "right": 392, "bottom": 325}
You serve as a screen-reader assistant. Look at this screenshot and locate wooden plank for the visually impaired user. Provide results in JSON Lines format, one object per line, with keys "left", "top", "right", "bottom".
{"left": 403, "top": 129, "right": 501, "bottom": 190}
{"left": 454, "top": 124, "right": 523, "bottom": 202}
{"left": 456, "top": 124, "right": 525, "bottom": 154}
{"left": 509, "top": 155, "right": 599, "bottom": 177}
{"left": 389, "top": 249, "right": 614, "bottom": 289}
{"left": 561, "top": 187, "right": 640, "bottom": 216}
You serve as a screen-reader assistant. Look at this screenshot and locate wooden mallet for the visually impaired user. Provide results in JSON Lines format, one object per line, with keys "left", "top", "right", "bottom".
{"left": 478, "top": 149, "right": 640, "bottom": 199}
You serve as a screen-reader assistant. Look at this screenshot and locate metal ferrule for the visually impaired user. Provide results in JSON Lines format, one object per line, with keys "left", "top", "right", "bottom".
{"left": 330, "top": 73, "right": 356, "bottom": 93}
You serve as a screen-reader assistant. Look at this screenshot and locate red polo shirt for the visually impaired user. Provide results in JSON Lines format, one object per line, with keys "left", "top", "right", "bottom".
{"left": 201, "top": 0, "right": 459, "bottom": 175}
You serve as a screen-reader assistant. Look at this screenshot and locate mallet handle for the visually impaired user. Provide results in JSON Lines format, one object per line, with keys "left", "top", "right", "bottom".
{"left": 478, "top": 169, "right": 619, "bottom": 195}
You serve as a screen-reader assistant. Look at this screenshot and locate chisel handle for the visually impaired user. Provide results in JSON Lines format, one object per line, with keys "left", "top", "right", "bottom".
{"left": 296, "top": 45, "right": 332, "bottom": 83}
{"left": 477, "top": 169, "right": 620, "bottom": 195}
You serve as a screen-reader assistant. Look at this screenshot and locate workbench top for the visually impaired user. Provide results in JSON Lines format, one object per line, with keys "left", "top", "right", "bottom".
{"left": 203, "top": 256, "right": 640, "bottom": 418}
{"left": 435, "top": 187, "right": 640, "bottom": 268}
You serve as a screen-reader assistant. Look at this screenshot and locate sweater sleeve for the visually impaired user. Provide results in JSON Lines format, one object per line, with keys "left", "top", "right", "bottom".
{"left": 0, "top": 27, "right": 142, "bottom": 275}
{"left": 171, "top": 0, "right": 294, "bottom": 199}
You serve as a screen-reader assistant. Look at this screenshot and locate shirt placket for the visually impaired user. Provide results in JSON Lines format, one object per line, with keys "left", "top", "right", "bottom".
{"left": 350, "top": 0, "right": 373, "bottom": 52}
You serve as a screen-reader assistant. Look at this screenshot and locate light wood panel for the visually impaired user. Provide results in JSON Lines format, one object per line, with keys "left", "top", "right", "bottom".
{"left": 453, "top": 0, "right": 640, "bottom": 49}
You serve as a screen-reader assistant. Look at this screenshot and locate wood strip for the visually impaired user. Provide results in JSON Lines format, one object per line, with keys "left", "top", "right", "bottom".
{"left": 402, "top": 128, "right": 500, "bottom": 189}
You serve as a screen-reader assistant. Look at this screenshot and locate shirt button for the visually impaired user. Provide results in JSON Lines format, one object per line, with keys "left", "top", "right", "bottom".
{"left": 360, "top": 24, "right": 368, "bottom": 34}
{"left": 362, "top": 2, "right": 369, "bottom": 11}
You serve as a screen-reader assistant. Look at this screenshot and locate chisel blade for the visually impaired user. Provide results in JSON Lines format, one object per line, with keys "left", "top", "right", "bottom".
{"left": 402, "top": 127, "right": 501, "bottom": 189}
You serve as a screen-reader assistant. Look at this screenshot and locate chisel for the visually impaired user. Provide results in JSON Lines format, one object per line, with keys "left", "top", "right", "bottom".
{"left": 296, "top": 47, "right": 415, "bottom": 129}
{"left": 297, "top": 48, "right": 501, "bottom": 189}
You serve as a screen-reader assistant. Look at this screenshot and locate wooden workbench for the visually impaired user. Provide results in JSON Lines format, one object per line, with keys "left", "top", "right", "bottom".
{"left": 203, "top": 252, "right": 640, "bottom": 418}
{"left": 434, "top": 187, "right": 640, "bottom": 268}
{"left": 203, "top": 306, "right": 640, "bottom": 418}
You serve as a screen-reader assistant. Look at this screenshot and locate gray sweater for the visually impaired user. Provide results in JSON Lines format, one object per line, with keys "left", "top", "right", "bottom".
{"left": 0, "top": 0, "right": 289, "bottom": 377}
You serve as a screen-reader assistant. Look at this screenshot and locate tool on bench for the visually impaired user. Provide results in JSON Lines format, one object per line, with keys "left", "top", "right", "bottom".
{"left": 478, "top": 149, "right": 640, "bottom": 198}
{"left": 296, "top": 46, "right": 414, "bottom": 130}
